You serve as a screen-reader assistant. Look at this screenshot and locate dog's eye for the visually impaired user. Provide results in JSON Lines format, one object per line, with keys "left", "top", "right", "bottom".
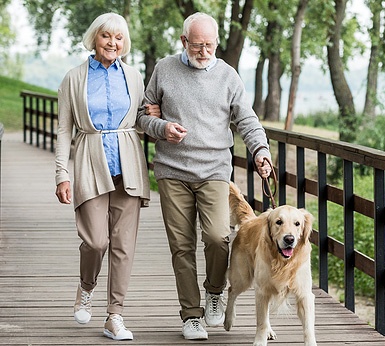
{"left": 295, "top": 221, "right": 300, "bottom": 226}
{"left": 276, "top": 220, "right": 283, "bottom": 225}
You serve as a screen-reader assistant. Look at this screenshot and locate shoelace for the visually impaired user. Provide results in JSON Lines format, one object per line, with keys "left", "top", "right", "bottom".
{"left": 110, "top": 314, "right": 126, "bottom": 330}
{"left": 80, "top": 289, "right": 93, "bottom": 309}
{"left": 188, "top": 319, "right": 202, "bottom": 331}
{"left": 208, "top": 294, "right": 224, "bottom": 315}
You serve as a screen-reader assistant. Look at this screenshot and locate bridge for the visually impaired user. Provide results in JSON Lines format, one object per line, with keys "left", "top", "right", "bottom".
{"left": 0, "top": 91, "right": 385, "bottom": 345}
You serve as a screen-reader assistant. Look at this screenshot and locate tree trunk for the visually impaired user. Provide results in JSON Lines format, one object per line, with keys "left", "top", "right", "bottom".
{"left": 265, "top": 52, "right": 282, "bottom": 122}
{"left": 327, "top": 0, "right": 356, "bottom": 142}
{"left": 217, "top": 0, "right": 254, "bottom": 70}
{"left": 144, "top": 49, "right": 156, "bottom": 87}
{"left": 264, "top": 1, "right": 282, "bottom": 122}
{"left": 253, "top": 55, "right": 266, "bottom": 117}
{"left": 363, "top": 0, "right": 382, "bottom": 118}
{"left": 284, "top": 0, "right": 309, "bottom": 131}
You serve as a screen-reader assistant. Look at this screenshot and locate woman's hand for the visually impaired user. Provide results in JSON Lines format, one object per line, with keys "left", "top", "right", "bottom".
{"left": 56, "top": 181, "right": 72, "bottom": 204}
{"left": 145, "top": 104, "right": 161, "bottom": 118}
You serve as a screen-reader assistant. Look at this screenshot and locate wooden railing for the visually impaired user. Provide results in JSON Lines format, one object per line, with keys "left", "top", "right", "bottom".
{"left": 20, "top": 90, "right": 385, "bottom": 335}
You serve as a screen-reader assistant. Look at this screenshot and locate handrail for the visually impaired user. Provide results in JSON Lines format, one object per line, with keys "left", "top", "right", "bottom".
{"left": 20, "top": 90, "right": 385, "bottom": 335}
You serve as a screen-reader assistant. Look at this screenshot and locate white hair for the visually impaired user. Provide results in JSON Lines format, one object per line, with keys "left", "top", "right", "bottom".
{"left": 82, "top": 12, "right": 131, "bottom": 56}
{"left": 182, "top": 12, "right": 218, "bottom": 38}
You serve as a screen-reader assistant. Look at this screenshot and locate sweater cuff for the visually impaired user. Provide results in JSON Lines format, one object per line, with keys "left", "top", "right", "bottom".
{"left": 252, "top": 146, "right": 270, "bottom": 162}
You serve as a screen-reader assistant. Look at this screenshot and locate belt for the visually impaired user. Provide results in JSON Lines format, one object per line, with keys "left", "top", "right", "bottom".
{"left": 79, "top": 128, "right": 136, "bottom": 134}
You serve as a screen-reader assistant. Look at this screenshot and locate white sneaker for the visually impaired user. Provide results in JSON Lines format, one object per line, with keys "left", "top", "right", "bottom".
{"left": 104, "top": 314, "right": 133, "bottom": 341}
{"left": 182, "top": 318, "right": 208, "bottom": 340}
{"left": 205, "top": 292, "right": 225, "bottom": 327}
{"left": 74, "top": 285, "right": 94, "bottom": 324}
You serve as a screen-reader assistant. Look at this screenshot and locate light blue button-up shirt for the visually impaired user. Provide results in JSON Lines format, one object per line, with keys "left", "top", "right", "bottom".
{"left": 87, "top": 55, "right": 130, "bottom": 176}
{"left": 181, "top": 50, "right": 217, "bottom": 71}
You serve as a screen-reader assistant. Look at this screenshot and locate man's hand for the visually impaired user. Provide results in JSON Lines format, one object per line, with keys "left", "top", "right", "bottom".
{"left": 255, "top": 156, "right": 272, "bottom": 179}
{"left": 55, "top": 181, "right": 72, "bottom": 204}
{"left": 164, "top": 122, "right": 187, "bottom": 144}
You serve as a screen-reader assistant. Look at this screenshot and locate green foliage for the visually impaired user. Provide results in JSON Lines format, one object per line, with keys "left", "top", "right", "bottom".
{"left": 0, "top": 75, "right": 56, "bottom": 131}
{"left": 129, "top": 0, "right": 183, "bottom": 61}
{"left": 309, "top": 170, "right": 376, "bottom": 299}
{"left": 294, "top": 110, "right": 340, "bottom": 131}
{"left": 356, "top": 115, "right": 385, "bottom": 152}
{"left": 145, "top": 141, "right": 158, "bottom": 191}
{"left": 0, "top": 4, "right": 22, "bottom": 78}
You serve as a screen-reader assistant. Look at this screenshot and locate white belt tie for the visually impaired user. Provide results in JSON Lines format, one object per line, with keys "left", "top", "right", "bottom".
{"left": 79, "top": 128, "right": 136, "bottom": 134}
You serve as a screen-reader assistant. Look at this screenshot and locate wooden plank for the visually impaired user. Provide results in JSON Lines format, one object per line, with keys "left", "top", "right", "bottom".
{"left": 1, "top": 132, "right": 385, "bottom": 345}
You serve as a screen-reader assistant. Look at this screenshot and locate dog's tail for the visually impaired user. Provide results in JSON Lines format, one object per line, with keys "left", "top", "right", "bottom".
{"left": 229, "top": 181, "right": 256, "bottom": 226}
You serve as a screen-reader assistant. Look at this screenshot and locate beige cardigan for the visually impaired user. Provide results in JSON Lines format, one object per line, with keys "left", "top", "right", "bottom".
{"left": 55, "top": 58, "right": 150, "bottom": 209}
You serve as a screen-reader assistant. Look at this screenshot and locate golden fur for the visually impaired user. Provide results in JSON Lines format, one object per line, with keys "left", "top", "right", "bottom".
{"left": 224, "top": 182, "right": 317, "bottom": 346}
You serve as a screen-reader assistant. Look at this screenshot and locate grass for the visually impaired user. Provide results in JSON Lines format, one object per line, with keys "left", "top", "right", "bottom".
{"left": 0, "top": 75, "right": 56, "bottom": 132}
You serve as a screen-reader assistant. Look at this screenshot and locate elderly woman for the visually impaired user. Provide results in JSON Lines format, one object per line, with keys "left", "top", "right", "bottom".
{"left": 55, "top": 12, "right": 151, "bottom": 340}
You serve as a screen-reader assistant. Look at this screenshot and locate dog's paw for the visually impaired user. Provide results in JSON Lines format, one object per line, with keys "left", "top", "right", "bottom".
{"left": 253, "top": 340, "right": 267, "bottom": 346}
{"left": 267, "top": 328, "right": 277, "bottom": 340}
{"left": 224, "top": 317, "right": 232, "bottom": 331}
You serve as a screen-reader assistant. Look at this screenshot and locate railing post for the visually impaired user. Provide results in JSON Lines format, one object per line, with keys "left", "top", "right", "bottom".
{"left": 278, "top": 142, "right": 286, "bottom": 205}
{"left": 43, "top": 99, "right": 47, "bottom": 150}
{"left": 29, "top": 95, "right": 33, "bottom": 145}
{"left": 50, "top": 100, "right": 55, "bottom": 153}
{"left": 318, "top": 152, "right": 328, "bottom": 292}
{"left": 344, "top": 159, "right": 355, "bottom": 312}
{"left": 297, "top": 146, "right": 305, "bottom": 208}
{"left": 22, "top": 94, "right": 27, "bottom": 143}
{"left": 374, "top": 168, "right": 385, "bottom": 334}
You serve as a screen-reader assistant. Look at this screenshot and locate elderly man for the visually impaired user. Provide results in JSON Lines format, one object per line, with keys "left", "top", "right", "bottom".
{"left": 138, "top": 12, "right": 272, "bottom": 340}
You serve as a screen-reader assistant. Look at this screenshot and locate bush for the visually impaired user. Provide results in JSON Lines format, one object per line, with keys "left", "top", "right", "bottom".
{"left": 295, "top": 111, "right": 339, "bottom": 131}
{"left": 308, "top": 173, "right": 375, "bottom": 298}
{"left": 356, "top": 115, "right": 385, "bottom": 151}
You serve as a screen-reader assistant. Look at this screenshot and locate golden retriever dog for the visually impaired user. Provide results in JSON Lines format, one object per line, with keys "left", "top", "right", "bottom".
{"left": 224, "top": 182, "right": 317, "bottom": 346}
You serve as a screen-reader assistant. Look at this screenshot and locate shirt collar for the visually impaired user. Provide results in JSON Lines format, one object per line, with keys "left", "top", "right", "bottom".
{"left": 89, "top": 55, "right": 121, "bottom": 70}
{"left": 181, "top": 50, "right": 217, "bottom": 71}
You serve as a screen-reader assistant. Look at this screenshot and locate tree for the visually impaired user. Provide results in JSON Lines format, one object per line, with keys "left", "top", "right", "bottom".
{"left": 174, "top": 0, "right": 255, "bottom": 71}
{"left": 327, "top": 0, "right": 357, "bottom": 142}
{"left": 23, "top": 0, "right": 183, "bottom": 82}
{"left": 284, "top": 0, "right": 309, "bottom": 131}
{"left": 0, "top": 1, "right": 22, "bottom": 79}
{"left": 363, "top": 0, "right": 384, "bottom": 117}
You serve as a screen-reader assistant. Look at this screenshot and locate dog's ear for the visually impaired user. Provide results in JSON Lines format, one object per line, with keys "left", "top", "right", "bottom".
{"left": 264, "top": 209, "right": 275, "bottom": 243}
{"left": 299, "top": 208, "right": 314, "bottom": 242}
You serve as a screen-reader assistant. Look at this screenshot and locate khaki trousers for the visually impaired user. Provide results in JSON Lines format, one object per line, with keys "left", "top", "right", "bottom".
{"left": 75, "top": 175, "right": 141, "bottom": 315}
{"left": 158, "top": 179, "right": 230, "bottom": 321}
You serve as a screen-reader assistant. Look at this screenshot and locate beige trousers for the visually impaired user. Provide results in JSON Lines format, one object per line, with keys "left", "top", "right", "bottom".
{"left": 158, "top": 179, "right": 230, "bottom": 321}
{"left": 75, "top": 175, "right": 141, "bottom": 315}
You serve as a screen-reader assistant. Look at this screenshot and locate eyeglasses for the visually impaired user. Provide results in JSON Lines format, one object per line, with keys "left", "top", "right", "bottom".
{"left": 184, "top": 37, "right": 218, "bottom": 52}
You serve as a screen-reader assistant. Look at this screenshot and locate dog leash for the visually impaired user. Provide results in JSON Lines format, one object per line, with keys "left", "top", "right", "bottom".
{"left": 261, "top": 157, "right": 277, "bottom": 209}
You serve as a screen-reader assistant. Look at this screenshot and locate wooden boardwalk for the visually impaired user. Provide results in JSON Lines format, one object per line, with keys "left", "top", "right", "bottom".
{"left": 1, "top": 132, "right": 385, "bottom": 346}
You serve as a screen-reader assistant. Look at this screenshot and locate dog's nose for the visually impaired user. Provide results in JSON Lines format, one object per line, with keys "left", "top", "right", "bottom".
{"left": 284, "top": 235, "right": 295, "bottom": 245}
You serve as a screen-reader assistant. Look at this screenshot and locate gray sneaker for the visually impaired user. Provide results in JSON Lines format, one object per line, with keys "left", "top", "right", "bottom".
{"left": 205, "top": 292, "right": 225, "bottom": 327}
{"left": 182, "top": 318, "right": 208, "bottom": 340}
{"left": 104, "top": 314, "right": 133, "bottom": 340}
{"left": 74, "top": 284, "right": 94, "bottom": 324}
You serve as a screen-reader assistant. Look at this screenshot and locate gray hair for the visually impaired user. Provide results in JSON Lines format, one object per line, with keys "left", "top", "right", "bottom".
{"left": 82, "top": 12, "right": 131, "bottom": 56}
{"left": 182, "top": 12, "right": 218, "bottom": 38}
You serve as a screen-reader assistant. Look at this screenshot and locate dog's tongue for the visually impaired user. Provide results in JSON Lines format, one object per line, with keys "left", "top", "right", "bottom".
{"left": 282, "top": 248, "right": 294, "bottom": 257}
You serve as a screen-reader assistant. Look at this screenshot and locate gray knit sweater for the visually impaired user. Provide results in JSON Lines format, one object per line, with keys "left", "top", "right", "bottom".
{"left": 137, "top": 53, "right": 271, "bottom": 183}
